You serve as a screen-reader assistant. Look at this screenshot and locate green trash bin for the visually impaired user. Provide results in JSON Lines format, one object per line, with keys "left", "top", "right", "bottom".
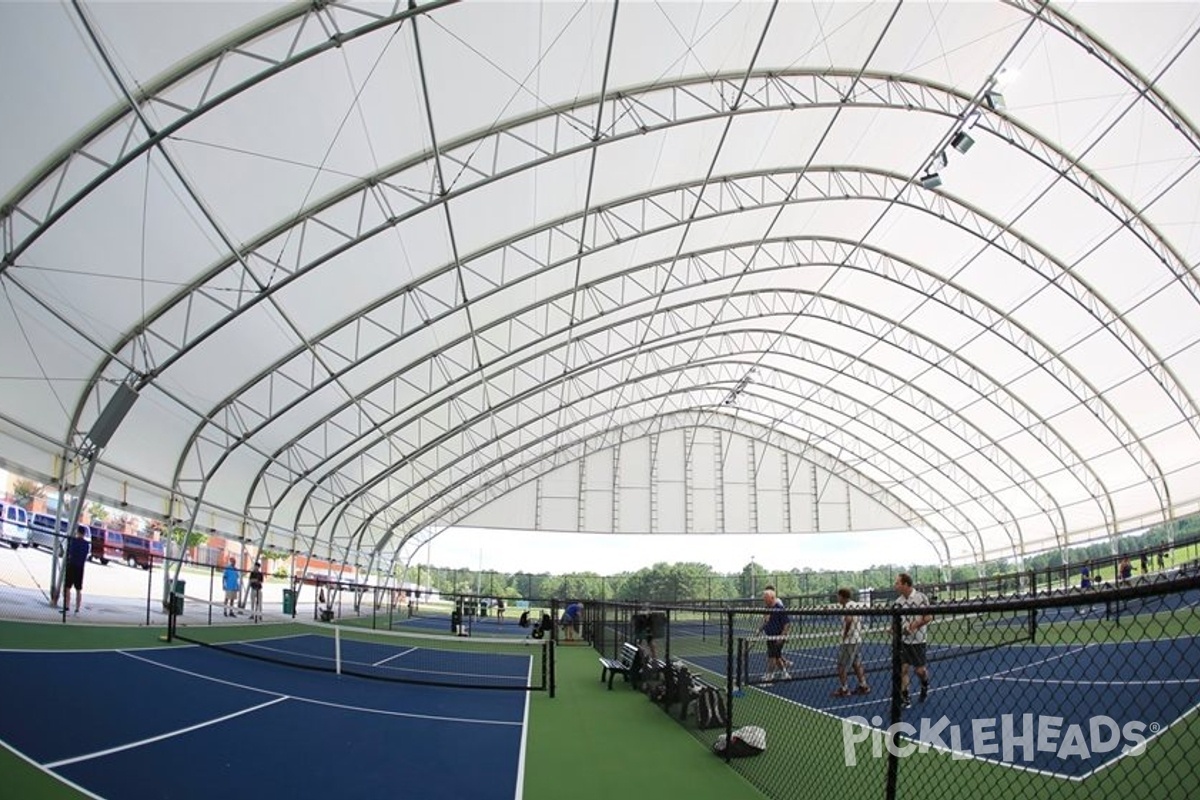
{"left": 282, "top": 588, "right": 297, "bottom": 615}
{"left": 171, "top": 580, "right": 185, "bottom": 614}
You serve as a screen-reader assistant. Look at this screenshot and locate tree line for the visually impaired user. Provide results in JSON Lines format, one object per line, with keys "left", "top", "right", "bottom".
{"left": 414, "top": 513, "right": 1199, "bottom": 604}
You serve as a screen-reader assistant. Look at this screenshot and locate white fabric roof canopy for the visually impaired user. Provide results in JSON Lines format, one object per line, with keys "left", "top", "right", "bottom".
{"left": 2, "top": 1, "right": 1199, "bottom": 569}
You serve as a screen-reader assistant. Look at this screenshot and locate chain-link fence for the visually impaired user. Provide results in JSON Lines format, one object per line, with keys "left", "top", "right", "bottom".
{"left": 590, "top": 571, "right": 1200, "bottom": 800}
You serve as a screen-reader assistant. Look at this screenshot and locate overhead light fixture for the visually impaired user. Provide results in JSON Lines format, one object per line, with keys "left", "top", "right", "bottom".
{"left": 920, "top": 173, "right": 943, "bottom": 190}
{"left": 984, "top": 90, "right": 1006, "bottom": 111}
{"left": 951, "top": 131, "right": 975, "bottom": 154}
{"left": 932, "top": 150, "right": 949, "bottom": 170}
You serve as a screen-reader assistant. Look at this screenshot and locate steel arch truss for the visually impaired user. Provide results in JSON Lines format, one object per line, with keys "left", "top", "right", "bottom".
{"left": 9, "top": 11, "right": 1197, "bottom": 567}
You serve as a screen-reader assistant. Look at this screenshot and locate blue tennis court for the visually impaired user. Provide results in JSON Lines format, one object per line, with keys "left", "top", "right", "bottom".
{"left": 0, "top": 634, "right": 534, "bottom": 799}
{"left": 687, "top": 634, "right": 1200, "bottom": 779}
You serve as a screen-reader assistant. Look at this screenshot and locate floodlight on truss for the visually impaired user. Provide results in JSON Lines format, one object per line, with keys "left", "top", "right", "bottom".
{"left": 984, "top": 90, "right": 1006, "bottom": 111}
{"left": 919, "top": 173, "right": 943, "bottom": 190}
{"left": 951, "top": 131, "right": 975, "bottom": 154}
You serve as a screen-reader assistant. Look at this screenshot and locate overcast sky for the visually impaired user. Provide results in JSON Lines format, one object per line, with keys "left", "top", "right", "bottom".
{"left": 415, "top": 525, "right": 937, "bottom": 577}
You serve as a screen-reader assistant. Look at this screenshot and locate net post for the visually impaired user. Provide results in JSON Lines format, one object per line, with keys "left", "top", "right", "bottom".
{"left": 335, "top": 626, "right": 342, "bottom": 675}
{"left": 548, "top": 639, "right": 556, "bottom": 698}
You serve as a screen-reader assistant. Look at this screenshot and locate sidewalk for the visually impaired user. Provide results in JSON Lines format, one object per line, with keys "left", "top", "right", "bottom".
{"left": 0, "top": 545, "right": 292, "bottom": 626}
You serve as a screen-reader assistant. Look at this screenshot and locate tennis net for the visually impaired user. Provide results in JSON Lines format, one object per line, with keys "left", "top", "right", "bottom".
{"left": 168, "top": 594, "right": 554, "bottom": 693}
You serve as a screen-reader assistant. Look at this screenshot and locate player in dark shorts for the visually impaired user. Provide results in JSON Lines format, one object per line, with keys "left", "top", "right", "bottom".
{"left": 760, "top": 586, "right": 791, "bottom": 683}
{"left": 894, "top": 573, "right": 932, "bottom": 708}
{"left": 62, "top": 526, "right": 90, "bottom": 614}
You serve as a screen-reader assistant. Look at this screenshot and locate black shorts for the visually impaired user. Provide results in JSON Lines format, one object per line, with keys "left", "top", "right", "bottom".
{"left": 766, "top": 639, "right": 785, "bottom": 659}
{"left": 64, "top": 563, "right": 84, "bottom": 591}
{"left": 900, "top": 642, "right": 927, "bottom": 668}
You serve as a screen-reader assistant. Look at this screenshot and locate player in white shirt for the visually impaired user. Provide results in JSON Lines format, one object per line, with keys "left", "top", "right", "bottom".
{"left": 893, "top": 572, "right": 932, "bottom": 708}
{"left": 832, "top": 588, "right": 871, "bottom": 697}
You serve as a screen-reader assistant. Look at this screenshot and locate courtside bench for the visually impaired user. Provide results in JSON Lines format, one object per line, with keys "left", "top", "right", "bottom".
{"left": 599, "top": 642, "right": 640, "bottom": 690}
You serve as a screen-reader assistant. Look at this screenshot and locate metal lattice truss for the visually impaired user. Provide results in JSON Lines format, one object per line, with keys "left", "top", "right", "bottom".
{"left": 2, "top": 0, "right": 1199, "bottom": 568}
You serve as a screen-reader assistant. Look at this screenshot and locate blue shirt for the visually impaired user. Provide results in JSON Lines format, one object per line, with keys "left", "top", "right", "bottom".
{"left": 564, "top": 602, "right": 582, "bottom": 620}
{"left": 763, "top": 599, "right": 789, "bottom": 636}
{"left": 222, "top": 565, "right": 240, "bottom": 591}
{"left": 66, "top": 535, "right": 89, "bottom": 568}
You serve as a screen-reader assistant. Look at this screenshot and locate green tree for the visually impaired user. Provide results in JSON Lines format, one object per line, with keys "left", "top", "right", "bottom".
{"left": 87, "top": 502, "right": 109, "bottom": 525}
{"left": 11, "top": 479, "right": 43, "bottom": 509}
{"left": 166, "top": 525, "right": 208, "bottom": 555}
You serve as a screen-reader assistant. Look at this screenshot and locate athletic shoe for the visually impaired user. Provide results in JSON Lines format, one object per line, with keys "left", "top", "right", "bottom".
{"left": 778, "top": 671, "right": 791, "bottom": 681}
{"left": 832, "top": 687, "right": 851, "bottom": 697}
{"left": 919, "top": 682, "right": 929, "bottom": 702}
{"left": 854, "top": 685, "right": 872, "bottom": 695}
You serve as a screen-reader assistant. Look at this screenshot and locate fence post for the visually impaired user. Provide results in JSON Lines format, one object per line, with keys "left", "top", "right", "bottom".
{"left": 885, "top": 610, "right": 903, "bottom": 800}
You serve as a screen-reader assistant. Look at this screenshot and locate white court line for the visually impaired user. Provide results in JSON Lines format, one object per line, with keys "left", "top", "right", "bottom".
{"left": 119, "top": 649, "right": 521, "bottom": 725}
{"left": 44, "top": 696, "right": 289, "bottom": 768}
{"left": 992, "top": 676, "right": 1200, "bottom": 687}
{"left": 819, "top": 645, "right": 1092, "bottom": 713}
{"left": 0, "top": 737, "right": 104, "bottom": 800}
{"left": 513, "top": 651, "right": 534, "bottom": 800}
{"left": 372, "top": 646, "right": 417, "bottom": 666}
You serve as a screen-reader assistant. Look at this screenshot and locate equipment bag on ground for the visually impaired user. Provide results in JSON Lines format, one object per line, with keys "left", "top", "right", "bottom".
{"left": 713, "top": 726, "right": 767, "bottom": 758}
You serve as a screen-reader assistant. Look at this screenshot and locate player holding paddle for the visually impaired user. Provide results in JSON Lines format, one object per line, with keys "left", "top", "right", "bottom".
{"left": 759, "top": 586, "right": 791, "bottom": 684}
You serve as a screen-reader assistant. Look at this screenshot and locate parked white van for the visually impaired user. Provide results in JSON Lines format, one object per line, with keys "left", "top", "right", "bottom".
{"left": 0, "top": 501, "right": 30, "bottom": 549}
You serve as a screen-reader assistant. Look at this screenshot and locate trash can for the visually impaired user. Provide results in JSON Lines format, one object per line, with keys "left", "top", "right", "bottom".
{"left": 171, "top": 580, "right": 186, "bottom": 614}
{"left": 282, "top": 588, "right": 297, "bottom": 615}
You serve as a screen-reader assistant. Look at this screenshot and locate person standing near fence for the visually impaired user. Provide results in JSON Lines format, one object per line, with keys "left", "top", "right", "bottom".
{"left": 60, "top": 526, "right": 90, "bottom": 615}
{"left": 833, "top": 588, "right": 871, "bottom": 697}
{"left": 248, "top": 560, "right": 264, "bottom": 622}
{"left": 222, "top": 557, "right": 240, "bottom": 618}
{"left": 759, "top": 586, "right": 791, "bottom": 683}
{"left": 561, "top": 601, "right": 583, "bottom": 641}
{"left": 894, "top": 573, "right": 932, "bottom": 709}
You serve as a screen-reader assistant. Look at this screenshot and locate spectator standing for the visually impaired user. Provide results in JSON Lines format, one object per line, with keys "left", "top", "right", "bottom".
{"left": 222, "top": 557, "right": 240, "bottom": 617}
{"left": 248, "top": 560, "right": 264, "bottom": 622}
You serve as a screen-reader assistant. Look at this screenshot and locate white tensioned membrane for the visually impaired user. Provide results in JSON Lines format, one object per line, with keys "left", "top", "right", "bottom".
{"left": 168, "top": 595, "right": 551, "bottom": 691}
{"left": 2, "top": 2, "right": 1200, "bottom": 574}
